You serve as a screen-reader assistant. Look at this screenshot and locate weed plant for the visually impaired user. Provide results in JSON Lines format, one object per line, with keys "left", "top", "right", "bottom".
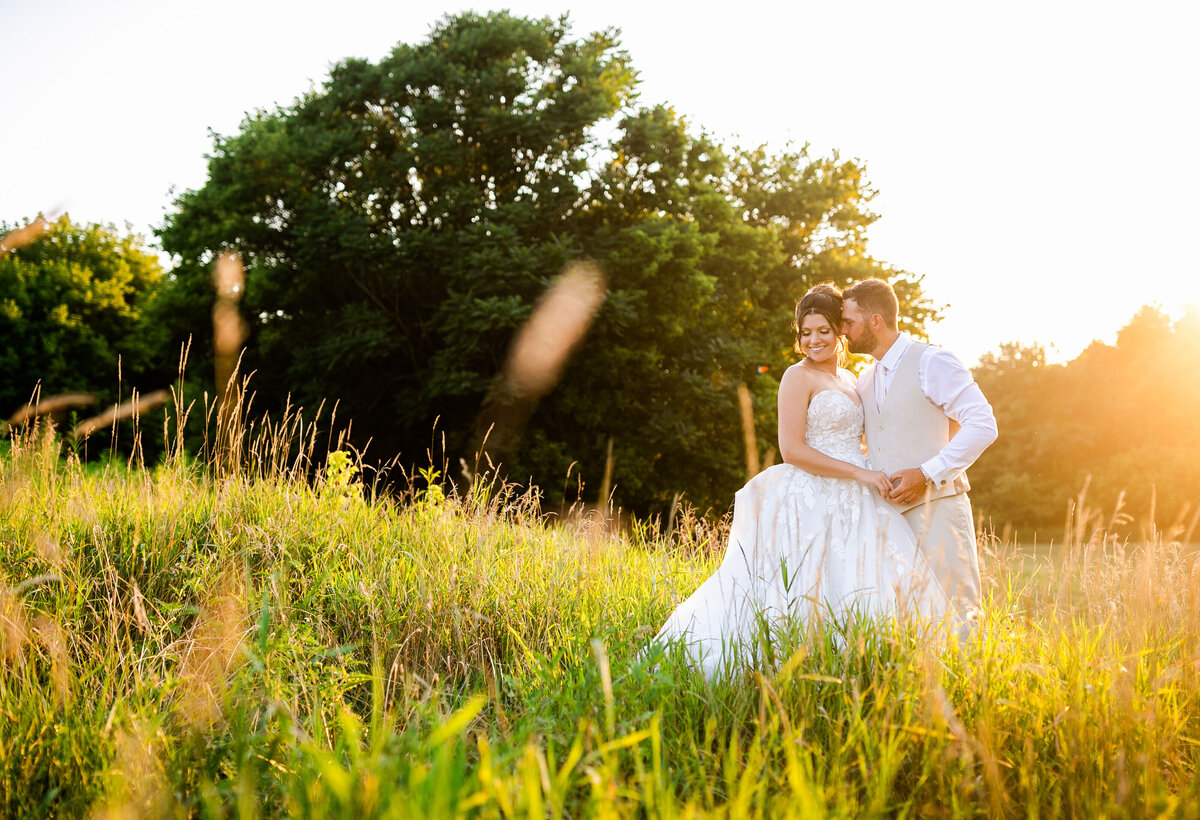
{"left": 1, "top": 412, "right": 1198, "bottom": 817}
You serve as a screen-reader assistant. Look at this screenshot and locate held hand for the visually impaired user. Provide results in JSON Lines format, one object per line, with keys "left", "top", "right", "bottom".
{"left": 854, "top": 468, "right": 893, "bottom": 498}
{"left": 887, "top": 467, "right": 930, "bottom": 505}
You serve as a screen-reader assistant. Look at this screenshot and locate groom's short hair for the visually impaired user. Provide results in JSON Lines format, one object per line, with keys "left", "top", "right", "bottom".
{"left": 843, "top": 278, "right": 899, "bottom": 330}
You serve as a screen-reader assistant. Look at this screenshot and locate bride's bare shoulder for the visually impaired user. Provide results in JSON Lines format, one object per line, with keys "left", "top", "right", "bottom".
{"left": 779, "top": 363, "right": 823, "bottom": 410}
{"left": 780, "top": 362, "right": 819, "bottom": 387}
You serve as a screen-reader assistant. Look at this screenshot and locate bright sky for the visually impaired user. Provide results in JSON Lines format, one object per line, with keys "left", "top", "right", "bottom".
{"left": 3, "top": 0, "right": 1197, "bottom": 365}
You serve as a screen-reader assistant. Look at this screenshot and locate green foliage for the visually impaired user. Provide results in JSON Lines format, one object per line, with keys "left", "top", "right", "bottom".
{"left": 322, "top": 449, "right": 360, "bottom": 502}
{"left": 0, "top": 215, "right": 165, "bottom": 414}
{"left": 971, "top": 305, "right": 1200, "bottom": 532}
{"left": 156, "top": 11, "right": 932, "bottom": 514}
{"left": 415, "top": 465, "right": 446, "bottom": 507}
{"left": 2, "top": 428, "right": 1200, "bottom": 817}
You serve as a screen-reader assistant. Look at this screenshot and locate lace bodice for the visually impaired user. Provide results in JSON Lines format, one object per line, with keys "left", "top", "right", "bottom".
{"left": 805, "top": 390, "right": 867, "bottom": 464}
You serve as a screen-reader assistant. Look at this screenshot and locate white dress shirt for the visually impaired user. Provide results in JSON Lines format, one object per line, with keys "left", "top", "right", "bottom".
{"left": 864, "top": 333, "right": 998, "bottom": 486}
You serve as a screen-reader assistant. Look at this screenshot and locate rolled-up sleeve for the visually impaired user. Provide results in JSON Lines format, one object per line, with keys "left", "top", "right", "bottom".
{"left": 918, "top": 347, "right": 998, "bottom": 486}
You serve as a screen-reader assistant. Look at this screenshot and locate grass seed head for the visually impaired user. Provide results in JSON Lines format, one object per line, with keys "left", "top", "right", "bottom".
{"left": 0, "top": 589, "right": 29, "bottom": 664}
{"left": 32, "top": 614, "right": 71, "bottom": 705}
{"left": 175, "top": 572, "right": 248, "bottom": 729}
{"left": 505, "top": 262, "right": 606, "bottom": 398}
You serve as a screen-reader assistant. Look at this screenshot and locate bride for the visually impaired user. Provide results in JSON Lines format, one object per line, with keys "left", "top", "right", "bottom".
{"left": 652, "top": 284, "right": 948, "bottom": 676}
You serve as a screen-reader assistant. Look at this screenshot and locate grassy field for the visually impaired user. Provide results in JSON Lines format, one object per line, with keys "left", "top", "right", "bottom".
{"left": 1, "top": 421, "right": 1199, "bottom": 818}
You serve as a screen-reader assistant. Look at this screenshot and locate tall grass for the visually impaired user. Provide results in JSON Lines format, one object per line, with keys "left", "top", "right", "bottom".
{"left": 1, "top": 412, "right": 1198, "bottom": 817}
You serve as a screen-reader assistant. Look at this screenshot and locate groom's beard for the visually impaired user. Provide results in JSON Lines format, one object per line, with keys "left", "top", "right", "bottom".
{"left": 846, "top": 327, "right": 878, "bottom": 355}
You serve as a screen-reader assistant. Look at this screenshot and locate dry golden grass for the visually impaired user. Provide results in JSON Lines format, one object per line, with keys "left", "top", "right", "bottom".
{"left": 1, "top": 410, "right": 1199, "bottom": 817}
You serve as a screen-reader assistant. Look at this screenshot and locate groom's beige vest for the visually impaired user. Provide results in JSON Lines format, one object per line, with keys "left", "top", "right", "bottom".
{"left": 860, "top": 342, "right": 970, "bottom": 513}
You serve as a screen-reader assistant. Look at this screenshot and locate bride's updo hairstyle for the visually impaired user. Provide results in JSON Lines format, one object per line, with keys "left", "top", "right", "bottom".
{"left": 794, "top": 282, "right": 844, "bottom": 356}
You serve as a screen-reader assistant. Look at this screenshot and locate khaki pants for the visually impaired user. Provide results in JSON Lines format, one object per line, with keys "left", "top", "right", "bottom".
{"left": 901, "top": 493, "right": 981, "bottom": 636}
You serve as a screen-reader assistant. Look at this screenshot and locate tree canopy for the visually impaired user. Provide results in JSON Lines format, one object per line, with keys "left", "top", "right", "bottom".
{"left": 970, "top": 305, "right": 1200, "bottom": 535}
{"left": 0, "top": 215, "right": 164, "bottom": 416}
{"left": 158, "top": 11, "right": 934, "bottom": 513}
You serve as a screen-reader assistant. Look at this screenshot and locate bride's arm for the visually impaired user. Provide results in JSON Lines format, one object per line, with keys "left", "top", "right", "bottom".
{"left": 777, "top": 367, "right": 892, "bottom": 497}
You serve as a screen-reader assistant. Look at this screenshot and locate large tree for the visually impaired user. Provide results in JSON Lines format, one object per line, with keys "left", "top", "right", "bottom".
{"left": 158, "top": 11, "right": 932, "bottom": 513}
{"left": 0, "top": 215, "right": 164, "bottom": 416}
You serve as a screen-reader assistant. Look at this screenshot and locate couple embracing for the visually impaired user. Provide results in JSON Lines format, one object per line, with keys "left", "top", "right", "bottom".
{"left": 654, "top": 279, "right": 998, "bottom": 676}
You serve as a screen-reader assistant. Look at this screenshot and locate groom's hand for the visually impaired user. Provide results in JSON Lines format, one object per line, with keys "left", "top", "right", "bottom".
{"left": 887, "top": 468, "right": 930, "bottom": 504}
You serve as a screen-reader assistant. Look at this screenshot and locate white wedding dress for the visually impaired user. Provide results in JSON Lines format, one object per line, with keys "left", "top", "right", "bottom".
{"left": 653, "top": 389, "right": 948, "bottom": 677}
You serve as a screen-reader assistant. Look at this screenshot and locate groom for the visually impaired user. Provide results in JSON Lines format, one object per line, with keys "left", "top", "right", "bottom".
{"left": 841, "top": 279, "right": 998, "bottom": 636}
